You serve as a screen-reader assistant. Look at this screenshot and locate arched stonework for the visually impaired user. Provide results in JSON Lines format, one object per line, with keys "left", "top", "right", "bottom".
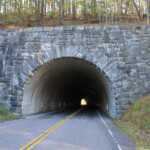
{"left": 0, "top": 25, "right": 150, "bottom": 118}
{"left": 21, "top": 57, "right": 116, "bottom": 117}
{"left": 15, "top": 43, "right": 126, "bottom": 118}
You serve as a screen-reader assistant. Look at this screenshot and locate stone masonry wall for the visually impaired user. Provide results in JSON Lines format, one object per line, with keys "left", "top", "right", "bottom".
{"left": 0, "top": 25, "right": 150, "bottom": 118}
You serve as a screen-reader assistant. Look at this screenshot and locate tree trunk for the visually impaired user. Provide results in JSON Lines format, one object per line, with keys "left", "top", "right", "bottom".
{"left": 34, "top": 0, "right": 40, "bottom": 25}
{"left": 0, "top": 0, "right": 2, "bottom": 13}
{"left": 97, "top": 0, "right": 101, "bottom": 23}
{"left": 91, "top": 0, "right": 96, "bottom": 17}
{"left": 132, "top": 0, "right": 141, "bottom": 23}
{"left": 29, "top": 0, "right": 32, "bottom": 13}
{"left": 41, "top": 0, "right": 44, "bottom": 19}
{"left": 94, "top": 0, "right": 96, "bottom": 17}
{"left": 116, "top": 0, "right": 119, "bottom": 22}
{"left": 68, "top": 0, "right": 71, "bottom": 14}
{"left": 18, "top": 0, "right": 23, "bottom": 19}
{"left": 65, "top": 0, "right": 67, "bottom": 16}
{"left": 58, "top": 1, "right": 62, "bottom": 25}
{"left": 9, "top": 0, "right": 12, "bottom": 13}
{"left": 83, "top": 0, "right": 86, "bottom": 21}
{"left": 45, "top": 0, "right": 47, "bottom": 16}
{"left": 62, "top": 0, "right": 64, "bottom": 19}
{"left": 120, "top": 0, "right": 123, "bottom": 22}
{"left": 105, "top": 0, "right": 108, "bottom": 23}
{"left": 72, "top": 0, "right": 76, "bottom": 20}
{"left": 147, "top": 0, "right": 150, "bottom": 23}
{"left": 110, "top": 0, "right": 113, "bottom": 24}
{"left": 4, "top": 0, "right": 7, "bottom": 19}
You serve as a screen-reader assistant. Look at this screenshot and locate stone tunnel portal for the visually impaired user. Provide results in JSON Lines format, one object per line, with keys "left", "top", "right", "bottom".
{"left": 22, "top": 57, "right": 115, "bottom": 117}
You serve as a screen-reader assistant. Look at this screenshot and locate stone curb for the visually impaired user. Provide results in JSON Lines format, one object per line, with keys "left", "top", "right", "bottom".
{"left": 21, "top": 25, "right": 150, "bottom": 32}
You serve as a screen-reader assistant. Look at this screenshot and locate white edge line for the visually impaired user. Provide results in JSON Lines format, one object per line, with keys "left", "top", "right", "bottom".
{"left": 97, "top": 110, "right": 122, "bottom": 150}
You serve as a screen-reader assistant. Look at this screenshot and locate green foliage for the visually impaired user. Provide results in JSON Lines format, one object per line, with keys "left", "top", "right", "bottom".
{"left": 0, "top": 104, "right": 19, "bottom": 122}
{"left": 47, "top": 9, "right": 58, "bottom": 19}
{"left": 5, "top": 15, "right": 21, "bottom": 24}
{"left": 133, "top": 99, "right": 140, "bottom": 110}
{"left": 0, "top": 0, "right": 149, "bottom": 28}
{"left": 0, "top": 13, "right": 4, "bottom": 18}
{"left": 146, "top": 120, "right": 150, "bottom": 129}
{"left": 21, "top": 10, "right": 30, "bottom": 19}
{"left": 113, "top": 10, "right": 118, "bottom": 15}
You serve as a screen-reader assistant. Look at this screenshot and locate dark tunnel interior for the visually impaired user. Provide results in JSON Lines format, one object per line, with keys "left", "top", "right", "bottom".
{"left": 22, "top": 57, "right": 116, "bottom": 118}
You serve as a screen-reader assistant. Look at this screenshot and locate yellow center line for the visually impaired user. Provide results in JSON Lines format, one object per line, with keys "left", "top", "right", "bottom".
{"left": 26, "top": 119, "right": 68, "bottom": 150}
{"left": 20, "top": 119, "right": 66, "bottom": 150}
{"left": 20, "top": 108, "right": 83, "bottom": 150}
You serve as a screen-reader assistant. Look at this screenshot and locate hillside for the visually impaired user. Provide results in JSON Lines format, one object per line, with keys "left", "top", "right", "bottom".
{"left": 114, "top": 94, "right": 150, "bottom": 150}
{"left": 0, "top": 0, "right": 149, "bottom": 29}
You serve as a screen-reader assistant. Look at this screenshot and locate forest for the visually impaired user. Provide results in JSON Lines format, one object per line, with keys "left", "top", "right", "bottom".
{"left": 0, "top": 0, "right": 150, "bottom": 28}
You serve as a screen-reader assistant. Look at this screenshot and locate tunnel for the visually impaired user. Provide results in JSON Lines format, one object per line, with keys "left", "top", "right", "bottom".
{"left": 22, "top": 57, "right": 116, "bottom": 118}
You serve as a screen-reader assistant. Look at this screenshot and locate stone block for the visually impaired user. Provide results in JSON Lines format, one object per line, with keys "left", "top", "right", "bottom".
{"left": 85, "top": 26, "right": 95, "bottom": 30}
{"left": 0, "top": 77, "right": 10, "bottom": 83}
{"left": 75, "top": 26, "right": 85, "bottom": 31}
{"left": 32, "top": 27, "right": 43, "bottom": 32}
{"left": 54, "top": 27, "right": 64, "bottom": 31}
{"left": 23, "top": 28, "right": 33, "bottom": 32}
{"left": 10, "top": 101, "right": 18, "bottom": 107}
{"left": 43, "top": 27, "right": 54, "bottom": 32}
{"left": 94, "top": 26, "right": 103, "bottom": 31}
{"left": 64, "top": 27, "right": 73, "bottom": 31}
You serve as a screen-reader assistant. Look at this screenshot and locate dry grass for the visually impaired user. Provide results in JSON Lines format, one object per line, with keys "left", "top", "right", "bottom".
{"left": 4, "top": 21, "right": 150, "bottom": 29}
{"left": 113, "top": 94, "right": 150, "bottom": 150}
{"left": 0, "top": 15, "right": 149, "bottom": 29}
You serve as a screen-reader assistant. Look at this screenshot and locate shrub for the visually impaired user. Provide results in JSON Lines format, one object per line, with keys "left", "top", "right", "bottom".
{"left": 5, "top": 15, "right": 22, "bottom": 24}
{"left": 47, "top": 9, "right": 58, "bottom": 19}
{"left": 0, "top": 103, "right": 19, "bottom": 122}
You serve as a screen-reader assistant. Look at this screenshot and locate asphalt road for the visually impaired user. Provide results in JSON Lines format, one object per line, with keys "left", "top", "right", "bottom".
{"left": 0, "top": 107, "right": 135, "bottom": 150}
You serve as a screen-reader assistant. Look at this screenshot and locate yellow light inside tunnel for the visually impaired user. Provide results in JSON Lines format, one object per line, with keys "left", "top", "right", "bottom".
{"left": 81, "top": 99, "right": 87, "bottom": 106}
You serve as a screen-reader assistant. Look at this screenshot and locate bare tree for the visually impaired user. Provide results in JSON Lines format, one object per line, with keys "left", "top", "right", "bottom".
{"left": 106, "top": 0, "right": 108, "bottom": 23}
{"left": 58, "top": 1, "right": 62, "bottom": 25}
{"left": 68, "top": 0, "right": 71, "bottom": 14}
{"left": 34, "top": 0, "right": 40, "bottom": 25}
{"left": 0, "top": 0, "right": 2, "bottom": 13}
{"left": 41, "top": 0, "right": 44, "bottom": 19}
{"left": 147, "top": 0, "right": 150, "bottom": 23}
{"left": 91, "top": 0, "right": 97, "bottom": 17}
{"left": 110, "top": 0, "right": 113, "bottom": 24}
{"left": 83, "top": 0, "right": 86, "bottom": 21}
{"left": 72, "top": 0, "right": 76, "bottom": 20}
{"left": 120, "top": 0, "right": 123, "bottom": 22}
{"left": 132, "top": 0, "right": 141, "bottom": 22}
{"left": 4, "top": 0, "right": 7, "bottom": 19}
{"left": 62, "top": 0, "right": 64, "bottom": 19}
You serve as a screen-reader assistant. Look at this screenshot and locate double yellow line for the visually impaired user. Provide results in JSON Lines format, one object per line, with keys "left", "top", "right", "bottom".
{"left": 20, "top": 109, "right": 83, "bottom": 150}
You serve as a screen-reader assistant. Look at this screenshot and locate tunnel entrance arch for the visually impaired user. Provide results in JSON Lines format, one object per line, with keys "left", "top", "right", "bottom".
{"left": 22, "top": 57, "right": 116, "bottom": 118}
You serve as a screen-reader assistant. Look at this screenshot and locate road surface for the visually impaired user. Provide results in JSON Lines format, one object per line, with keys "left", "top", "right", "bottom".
{"left": 0, "top": 107, "right": 135, "bottom": 150}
